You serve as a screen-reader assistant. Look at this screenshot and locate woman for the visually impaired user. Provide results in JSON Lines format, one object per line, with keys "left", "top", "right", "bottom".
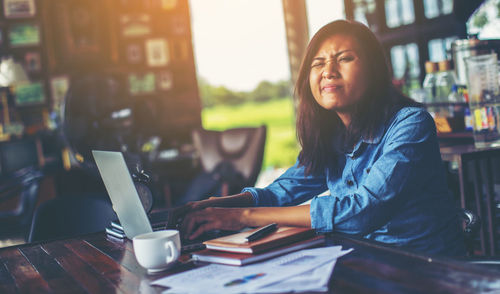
{"left": 175, "top": 20, "right": 465, "bottom": 256}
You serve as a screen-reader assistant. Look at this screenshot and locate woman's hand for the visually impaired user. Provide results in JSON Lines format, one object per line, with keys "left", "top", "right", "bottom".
{"left": 166, "top": 199, "right": 213, "bottom": 231}
{"left": 181, "top": 205, "right": 312, "bottom": 240}
{"left": 181, "top": 207, "right": 248, "bottom": 240}
{"left": 169, "top": 192, "right": 311, "bottom": 240}
{"left": 167, "top": 192, "right": 255, "bottom": 238}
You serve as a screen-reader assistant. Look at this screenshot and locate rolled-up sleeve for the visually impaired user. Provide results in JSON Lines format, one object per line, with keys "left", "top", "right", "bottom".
{"left": 311, "top": 109, "right": 441, "bottom": 234}
{"left": 310, "top": 196, "right": 335, "bottom": 232}
{"left": 242, "top": 160, "right": 327, "bottom": 207}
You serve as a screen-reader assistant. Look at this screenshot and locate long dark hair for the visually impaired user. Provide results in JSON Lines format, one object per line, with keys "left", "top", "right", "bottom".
{"left": 296, "top": 20, "right": 418, "bottom": 175}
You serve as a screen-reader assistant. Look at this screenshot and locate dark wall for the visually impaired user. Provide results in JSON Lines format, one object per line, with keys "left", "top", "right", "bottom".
{"left": 1, "top": 0, "right": 202, "bottom": 144}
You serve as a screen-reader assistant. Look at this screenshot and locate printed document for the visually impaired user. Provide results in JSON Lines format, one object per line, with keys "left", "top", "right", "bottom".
{"left": 152, "top": 245, "right": 352, "bottom": 294}
{"left": 251, "top": 257, "right": 343, "bottom": 293}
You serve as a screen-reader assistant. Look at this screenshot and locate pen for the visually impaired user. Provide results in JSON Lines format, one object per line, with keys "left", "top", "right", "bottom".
{"left": 245, "top": 223, "right": 278, "bottom": 242}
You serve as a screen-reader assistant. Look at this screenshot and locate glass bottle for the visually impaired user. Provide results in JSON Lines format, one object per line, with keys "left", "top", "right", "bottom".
{"left": 462, "top": 88, "right": 474, "bottom": 131}
{"left": 423, "top": 61, "right": 438, "bottom": 117}
{"left": 423, "top": 61, "right": 438, "bottom": 102}
{"left": 447, "top": 85, "right": 466, "bottom": 132}
{"left": 435, "top": 60, "right": 458, "bottom": 103}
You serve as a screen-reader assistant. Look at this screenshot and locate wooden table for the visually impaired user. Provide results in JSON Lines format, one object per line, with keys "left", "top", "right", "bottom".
{"left": 1, "top": 232, "right": 500, "bottom": 293}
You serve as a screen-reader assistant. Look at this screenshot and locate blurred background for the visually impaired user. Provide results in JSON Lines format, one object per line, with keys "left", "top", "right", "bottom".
{"left": 0, "top": 0, "right": 498, "bottom": 248}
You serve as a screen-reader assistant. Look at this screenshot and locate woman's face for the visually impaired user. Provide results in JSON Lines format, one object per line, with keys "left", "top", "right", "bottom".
{"left": 309, "top": 34, "right": 369, "bottom": 119}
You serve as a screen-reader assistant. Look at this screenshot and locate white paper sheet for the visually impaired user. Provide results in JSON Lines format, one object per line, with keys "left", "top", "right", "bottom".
{"left": 253, "top": 248, "right": 353, "bottom": 293}
{"left": 152, "top": 246, "right": 352, "bottom": 294}
{"left": 251, "top": 260, "right": 336, "bottom": 293}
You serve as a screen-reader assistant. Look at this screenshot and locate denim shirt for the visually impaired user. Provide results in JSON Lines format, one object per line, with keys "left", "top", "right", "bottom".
{"left": 243, "top": 107, "right": 465, "bottom": 256}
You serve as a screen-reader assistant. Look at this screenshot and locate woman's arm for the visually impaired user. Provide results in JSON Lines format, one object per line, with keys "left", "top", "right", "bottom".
{"left": 167, "top": 192, "right": 254, "bottom": 228}
{"left": 194, "top": 192, "right": 255, "bottom": 208}
{"left": 243, "top": 161, "right": 327, "bottom": 207}
{"left": 173, "top": 162, "right": 327, "bottom": 238}
{"left": 182, "top": 204, "right": 311, "bottom": 240}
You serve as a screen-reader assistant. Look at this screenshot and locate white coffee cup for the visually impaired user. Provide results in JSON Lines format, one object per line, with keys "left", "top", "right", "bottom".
{"left": 133, "top": 230, "right": 181, "bottom": 273}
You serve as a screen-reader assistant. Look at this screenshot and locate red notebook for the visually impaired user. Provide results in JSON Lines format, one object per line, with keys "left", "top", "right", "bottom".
{"left": 203, "top": 226, "right": 316, "bottom": 254}
{"left": 193, "top": 235, "right": 325, "bottom": 266}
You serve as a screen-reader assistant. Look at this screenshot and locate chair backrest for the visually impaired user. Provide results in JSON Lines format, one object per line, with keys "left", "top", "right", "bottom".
{"left": 0, "top": 138, "right": 40, "bottom": 176}
{"left": 462, "top": 208, "right": 481, "bottom": 256}
{"left": 0, "top": 138, "right": 43, "bottom": 237}
{"left": 28, "top": 196, "right": 117, "bottom": 242}
{"left": 192, "top": 125, "right": 267, "bottom": 188}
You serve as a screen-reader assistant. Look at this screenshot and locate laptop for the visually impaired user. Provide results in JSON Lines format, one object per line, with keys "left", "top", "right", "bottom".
{"left": 92, "top": 150, "right": 155, "bottom": 239}
{"left": 92, "top": 150, "right": 235, "bottom": 251}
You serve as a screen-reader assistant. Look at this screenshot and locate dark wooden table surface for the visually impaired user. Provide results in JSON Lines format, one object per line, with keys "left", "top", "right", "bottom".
{"left": 1, "top": 232, "right": 500, "bottom": 293}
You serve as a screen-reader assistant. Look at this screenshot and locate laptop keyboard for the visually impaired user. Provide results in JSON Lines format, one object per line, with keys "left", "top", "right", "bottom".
{"left": 148, "top": 210, "right": 170, "bottom": 226}
{"left": 107, "top": 209, "right": 236, "bottom": 253}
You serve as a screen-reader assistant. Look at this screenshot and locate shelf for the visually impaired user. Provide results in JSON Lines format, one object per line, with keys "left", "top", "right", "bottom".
{"left": 425, "top": 102, "right": 469, "bottom": 107}
{"left": 437, "top": 132, "right": 473, "bottom": 139}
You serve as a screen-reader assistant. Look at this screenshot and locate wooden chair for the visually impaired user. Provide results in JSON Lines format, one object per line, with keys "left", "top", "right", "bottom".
{"left": 0, "top": 138, "right": 44, "bottom": 240}
{"left": 179, "top": 125, "right": 267, "bottom": 204}
{"left": 441, "top": 145, "right": 500, "bottom": 256}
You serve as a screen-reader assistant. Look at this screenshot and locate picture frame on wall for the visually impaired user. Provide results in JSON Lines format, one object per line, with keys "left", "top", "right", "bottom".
{"left": 51, "top": 1, "right": 102, "bottom": 65}
{"left": 13, "top": 81, "right": 45, "bottom": 106}
{"left": 50, "top": 76, "right": 69, "bottom": 112}
{"left": 157, "top": 71, "right": 173, "bottom": 90}
{"left": 24, "top": 52, "right": 41, "bottom": 72}
{"left": 8, "top": 23, "right": 40, "bottom": 47}
{"left": 160, "top": 0, "right": 178, "bottom": 10}
{"left": 174, "top": 39, "right": 190, "bottom": 61}
{"left": 171, "top": 15, "right": 187, "bottom": 35}
{"left": 145, "top": 38, "right": 169, "bottom": 67}
{"left": 3, "top": 0, "right": 36, "bottom": 19}
{"left": 145, "top": 0, "right": 177, "bottom": 10}
{"left": 126, "top": 43, "right": 143, "bottom": 64}
{"left": 128, "top": 72, "right": 156, "bottom": 95}
{"left": 120, "top": 14, "right": 151, "bottom": 37}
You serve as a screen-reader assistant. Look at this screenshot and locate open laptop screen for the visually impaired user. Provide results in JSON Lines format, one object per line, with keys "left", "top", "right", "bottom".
{"left": 92, "top": 150, "right": 153, "bottom": 239}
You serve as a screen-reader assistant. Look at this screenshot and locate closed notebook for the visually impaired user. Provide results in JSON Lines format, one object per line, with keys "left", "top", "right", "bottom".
{"left": 193, "top": 235, "right": 325, "bottom": 266}
{"left": 203, "top": 226, "right": 316, "bottom": 254}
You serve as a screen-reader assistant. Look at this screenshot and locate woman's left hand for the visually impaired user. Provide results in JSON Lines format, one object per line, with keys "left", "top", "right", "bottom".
{"left": 181, "top": 207, "right": 248, "bottom": 240}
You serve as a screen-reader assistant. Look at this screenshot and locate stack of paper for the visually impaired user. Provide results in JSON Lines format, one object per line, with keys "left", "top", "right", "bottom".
{"left": 152, "top": 245, "right": 353, "bottom": 293}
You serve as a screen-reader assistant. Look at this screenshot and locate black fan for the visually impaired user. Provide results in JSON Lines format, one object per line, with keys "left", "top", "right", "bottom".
{"left": 60, "top": 73, "right": 154, "bottom": 212}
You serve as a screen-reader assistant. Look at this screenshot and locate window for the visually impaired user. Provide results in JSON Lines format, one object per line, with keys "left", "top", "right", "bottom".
{"left": 428, "top": 39, "right": 444, "bottom": 62}
{"left": 385, "top": 0, "right": 415, "bottom": 28}
{"left": 390, "top": 43, "right": 420, "bottom": 79}
{"left": 385, "top": 0, "right": 399, "bottom": 28}
{"left": 441, "top": 0, "right": 453, "bottom": 14}
{"left": 423, "top": 0, "right": 453, "bottom": 19}
{"left": 306, "top": 0, "right": 345, "bottom": 37}
{"left": 423, "top": 0, "right": 439, "bottom": 18}
{"left": 345, "top": 0, "right": 467, "bottom": 87}
{"left": 390, "top": 43, "right": 420, "bottom": 94}
{"left": 427, "top": 36, "right": 457, "bottom": 62}
{"left": 406, "top": 43, "right": 420, "bottom": 78}
{"left": 400, "top": 0, "right": 415, "bottom": 25}
{"left": 391, "top": 45, "right": 405, "bottom": 79}
{"left": 353, "top": 0, "right": 377, "bottom": 30}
